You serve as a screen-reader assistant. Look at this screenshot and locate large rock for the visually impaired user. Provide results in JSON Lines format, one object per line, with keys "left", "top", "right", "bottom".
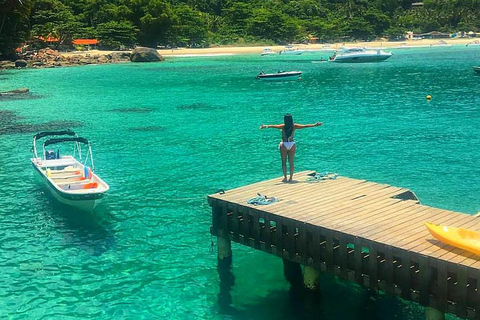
{"left": 130, "top": 47, "right": 164, "bottom": 62}
{"left": 0, "top": 88, "right": 29, "bottom": 96}
{"left": 15, "top": 59, "right": 27, "bottom": 68}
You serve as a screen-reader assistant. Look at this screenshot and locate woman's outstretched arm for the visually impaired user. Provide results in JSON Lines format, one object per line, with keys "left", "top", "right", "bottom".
{"left": 294, "top": 122, "right": 323, "bottom": 129}
{"left": 259, "top": 124, "right": 284, "bottom": 129}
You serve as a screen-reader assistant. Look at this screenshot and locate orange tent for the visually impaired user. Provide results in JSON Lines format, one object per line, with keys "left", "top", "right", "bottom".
{"left": 72, "top": 39, "right": 99, "bottom": 45}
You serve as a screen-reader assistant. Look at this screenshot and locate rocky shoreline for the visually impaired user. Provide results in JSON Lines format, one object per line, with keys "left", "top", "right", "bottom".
{"left": 0, "top": 47, "right": 164, "bottom": 70}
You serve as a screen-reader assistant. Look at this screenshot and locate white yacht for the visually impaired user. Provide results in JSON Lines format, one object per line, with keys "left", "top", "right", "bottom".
{"left": 279, "top": 45, "right": 305, "bottom": 55}
{"left": 329, "top": 47, "right": 392, "bottom": 63}
{"left": 260, "top": 48, "right": 277, "bottom": 56}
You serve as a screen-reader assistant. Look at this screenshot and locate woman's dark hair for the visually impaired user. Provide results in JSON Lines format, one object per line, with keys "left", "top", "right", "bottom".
{"left": 284, "top": 114, "right": 294, "bottom": 140}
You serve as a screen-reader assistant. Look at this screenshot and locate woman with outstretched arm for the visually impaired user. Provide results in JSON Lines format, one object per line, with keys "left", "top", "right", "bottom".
{"left": 260, "top": 114, "right": 323, "bottom": 182}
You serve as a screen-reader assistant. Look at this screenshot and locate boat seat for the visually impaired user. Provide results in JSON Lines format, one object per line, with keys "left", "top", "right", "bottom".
{"left": 56, "top": 179, "right": 93, "bottom": 186}
{"left": 50, "top": 173, "right": 83, "bottom": 180}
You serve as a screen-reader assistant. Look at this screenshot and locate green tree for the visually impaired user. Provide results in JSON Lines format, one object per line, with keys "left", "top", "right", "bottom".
{"left": 246, "top": 8, "right": 301, "bottom": 43}
{"left": 97, "top": 20, "right": 138, "bottom": 49}
{"left": 0, "top": 0, "right": 32, "bottom": 57}
{"left": 30, "top": 0, "right": 82, "bottom": 47}
{"left": 170, "top": 5, "right": 208, "bottom": 46}
{"left": 138, "top": 0, "right": 175, "bottom": 47}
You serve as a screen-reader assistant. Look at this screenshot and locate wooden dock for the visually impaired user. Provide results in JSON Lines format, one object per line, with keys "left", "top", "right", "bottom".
{"left": 208, "top": 171, "right": 480, "bottom": 319}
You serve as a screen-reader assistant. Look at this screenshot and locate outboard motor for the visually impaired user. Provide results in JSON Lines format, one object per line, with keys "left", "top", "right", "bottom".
{"left": 46, "top": 150, "right": 56, "bottom": 160}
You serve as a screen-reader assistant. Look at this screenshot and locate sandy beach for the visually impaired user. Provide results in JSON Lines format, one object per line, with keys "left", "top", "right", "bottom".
{"left": 60, "top": 37, "right": 477, "bottom": 59}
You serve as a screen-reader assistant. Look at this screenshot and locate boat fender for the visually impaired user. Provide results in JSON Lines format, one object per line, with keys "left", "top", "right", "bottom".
{"left": 46, "top": 168, "right": 51, "bottom": 178}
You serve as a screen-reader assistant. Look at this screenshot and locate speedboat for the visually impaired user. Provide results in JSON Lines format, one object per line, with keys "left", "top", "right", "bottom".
{"left": 279, "top": 45, "right": 305, "bottom": 55}
{"left": 467, "top": 40, "right": 480, "bottom": 47}
{"left": 328, "top": 47, "right": 392, "bottom": 63}
{"left": 474, "top": 66, "right": 480, "bottom": 73}
{"left": 31, "top": 130, "right": 109, "bottom": 211}
{"left": 261, "top": 48, "right": 277, "bottom": 56}
{"left": 256, "top": 71, "right": 302, "bottom": 80}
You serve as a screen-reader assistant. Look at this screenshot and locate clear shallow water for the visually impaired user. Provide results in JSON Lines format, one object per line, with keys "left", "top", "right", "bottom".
{"left": 1, "top": 46, "right": 480, "bottom": 319}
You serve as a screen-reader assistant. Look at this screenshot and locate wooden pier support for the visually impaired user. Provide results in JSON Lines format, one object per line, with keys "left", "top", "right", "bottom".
{"left": 217, "top": 229, "right": 232, "bottom": 268}
{"left": 425, "top": 307, "right": 445, "bottom": 320}
{"left": 283, "top": 259, "right": 303, "bottom": 291}
{"left": 304, "top": 266, "right": 320, "bottom": 291}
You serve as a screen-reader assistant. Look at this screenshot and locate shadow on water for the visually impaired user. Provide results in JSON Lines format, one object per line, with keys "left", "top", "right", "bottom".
{"left": 176, "top": 102, "right": 223, "bottom": 111}
{"left": 218, "top": 272, "right": 420, "bottom": 320}
{"left": 32, "top": 185, "right": 116, "bottom": 256}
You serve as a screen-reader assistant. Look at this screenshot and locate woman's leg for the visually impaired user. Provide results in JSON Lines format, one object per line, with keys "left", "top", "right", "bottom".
{"left": 280, "top": 144, "right": 288, "bottom": 182}
{"left": 288, "top": 144, "right": 296, "bottom": 182}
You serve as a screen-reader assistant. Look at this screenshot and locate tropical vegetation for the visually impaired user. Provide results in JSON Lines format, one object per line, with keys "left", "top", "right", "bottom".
{"left": 1, "top": 0, "right": 480, "bottom": 58}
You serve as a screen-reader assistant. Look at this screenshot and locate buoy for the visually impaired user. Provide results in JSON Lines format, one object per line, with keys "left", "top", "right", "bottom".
{"left": 426, "top": 95, "right": 432, "bottom": 100}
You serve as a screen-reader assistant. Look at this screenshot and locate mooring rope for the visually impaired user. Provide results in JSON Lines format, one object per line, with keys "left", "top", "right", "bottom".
{"left": 247, "top": 193, "right": 278, "bottom": 205}
{"left": 306, "top": 171, "right": 338, "bottom": 183}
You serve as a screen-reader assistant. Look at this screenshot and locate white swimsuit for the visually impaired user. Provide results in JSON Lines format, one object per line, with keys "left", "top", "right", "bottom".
{"left": 280, "top": 141, "right": 296, "bottom": 150}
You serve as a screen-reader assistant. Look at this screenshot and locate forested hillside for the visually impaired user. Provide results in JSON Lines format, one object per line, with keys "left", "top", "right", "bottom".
{"left": 1, "top": 0, "right": 480, "bottom": 57}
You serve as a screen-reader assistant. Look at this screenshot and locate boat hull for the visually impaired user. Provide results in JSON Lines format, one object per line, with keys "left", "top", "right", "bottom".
{"left": 31, "top": 158, "right": 107, "bottom": 211}
{"left": 425, "top": 222, "right": 480, "bottom": 256}
{"left": 256, "top": 72, "right": 302, "bottom": 80}
{"left": 473, "top": 66, "right": 480, "bottom": 73}
{"left": 331, "top": 54, "right": 392, "bottom": 63}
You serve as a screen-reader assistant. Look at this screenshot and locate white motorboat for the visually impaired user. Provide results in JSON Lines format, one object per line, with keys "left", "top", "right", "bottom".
{"left": 256, "top": 70, "right": 302, "bottom": 80}
{"left": 328, "top": 47, "right": 392, "bottom": 63}
{"left": 279, "top": 45, "right": 305, "bottom": 55}
{"left": 466, "top": 40, "right": 480, "bottom": 47}
{"left": 473, "top": 66, "right": 480, "bottom": 73}
{"left": 31, "top": 130, "right": 109, "bottom": 211}
{"left": 261, "top": 48, "right": 277, "bottom": 56}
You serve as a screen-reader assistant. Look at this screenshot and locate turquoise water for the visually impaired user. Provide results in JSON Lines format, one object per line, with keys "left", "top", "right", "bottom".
{"left": 1, "top": 46, "right": 480, "bottom": 319}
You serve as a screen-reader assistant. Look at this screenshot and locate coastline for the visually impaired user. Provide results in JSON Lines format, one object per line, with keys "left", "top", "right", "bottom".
{"left": 155, "top": 38, "right": 476, "bottom": 57}
{"left": 58, "top": 37, "right": 477, "bottom": 59}
{"left": 1, "top": 37, "right": 476, "bottom": 70}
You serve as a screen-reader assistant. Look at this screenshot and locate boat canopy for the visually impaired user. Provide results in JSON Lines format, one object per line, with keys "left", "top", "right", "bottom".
{"left": 34, "top": 129, "right": 76, "bottom": 140}
{"left": 44, "top": 137, "right": 89, "bottom": 147}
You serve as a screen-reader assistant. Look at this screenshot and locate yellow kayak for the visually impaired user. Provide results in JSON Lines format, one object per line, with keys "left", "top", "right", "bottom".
{"left": 425, "top": 222, "right": 480, "bottom": 256}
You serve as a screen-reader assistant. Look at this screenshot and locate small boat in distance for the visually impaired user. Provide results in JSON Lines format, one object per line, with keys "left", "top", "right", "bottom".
{"left": 256, "top": 71, "right": 302, "bottom": 80}
{"left": 425, "top": 222, "right": 480, "bottom": 256}
{"left": 261, "top": 48, "right": 277, "bottom": 56}
{"left": 329, "top": 47, "right": 392, "bottom": 63}
{"left": 466, "top": 40, "right": 480, "bottom": 46}
{"left": 279, "top": 45, "right": 305, "bottom": 55}
{"left": 473, "top": 66, "right": 480, "bottom": 73}
{"left": 31, "top": 130, "right": 109, "bottom": 211}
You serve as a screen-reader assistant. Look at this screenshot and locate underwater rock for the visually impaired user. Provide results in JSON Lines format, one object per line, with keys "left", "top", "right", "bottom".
{"left": 177, "top": 103, "right": 214, "bottom": 110}
{"left": 0, "top": 110, "right": 24, "bottom": 126}
{"left": 128, "top": 126, "right": 165, "bottom": 132}
{"left": 111, "top": 107, "right": 154, "bottom": 113}
{"left": 0, "top": 116, "right": 83, "bottom": 135}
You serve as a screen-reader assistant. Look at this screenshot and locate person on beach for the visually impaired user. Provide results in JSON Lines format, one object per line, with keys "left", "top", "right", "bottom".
{"left": 259, "top": 114, "right": 323, "bottom": 182}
